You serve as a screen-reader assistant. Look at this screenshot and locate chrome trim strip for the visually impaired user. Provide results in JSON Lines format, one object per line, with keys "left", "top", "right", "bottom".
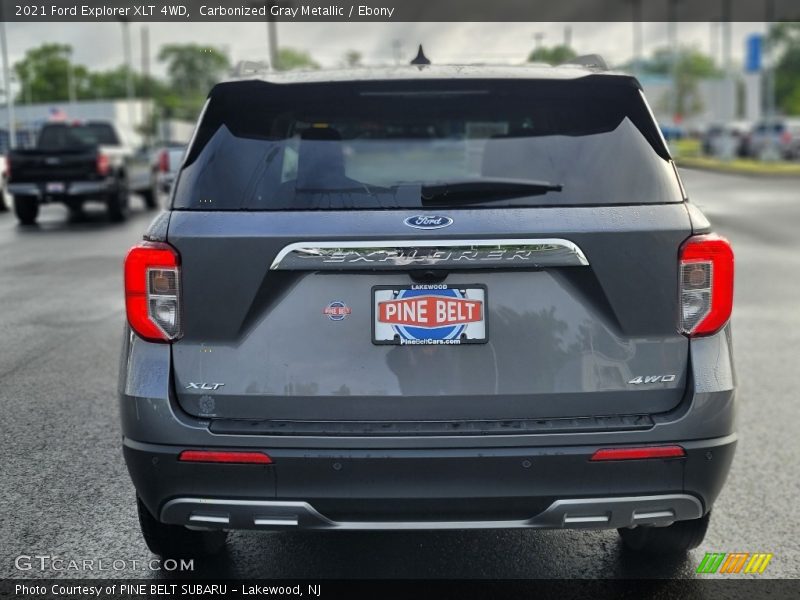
{"left": 162, "top": 494, "right": 701, "bottom": 531}
{"left": 254, "top": 517, "right": 300, "bottom": 527}
{"left": 189, "top": 514, "right": 229, "bottom": 524}
{"left": 269, "top": 238, "right": 589, "bottom": 271}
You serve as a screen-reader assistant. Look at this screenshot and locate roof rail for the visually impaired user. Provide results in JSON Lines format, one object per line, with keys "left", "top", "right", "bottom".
{"left": 232, "top": 60, "right": 270, "bottom": 77}
{"left": 560, "top": 54, "right": 608, "bottom": 70}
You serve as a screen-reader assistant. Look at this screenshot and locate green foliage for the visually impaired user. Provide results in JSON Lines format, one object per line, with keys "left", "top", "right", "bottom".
{"left": 771, "top": 23, "right": 800, "bottom": 115}
{"left": 637, "top": 46, "right": 721, "bottom": 79}
{"left": 155, "top": 44, "right": 230, "bottom": 119}
{"left": 526, "top": 45, "right": 577, "bottom": 65}
{"left": 637, "top": 46, "right": 721, "bottom": 118}
{"left": 157, "top": 44, "right": 229, "bottom": 94}
{"left": 342, "top": 50, "right": 362, "bottom": 68}
{"left": 275, "top": 47, "right": 320, "bottom": 71}
{"left": 13, "top": 43, "right": 77, "bottom": 103}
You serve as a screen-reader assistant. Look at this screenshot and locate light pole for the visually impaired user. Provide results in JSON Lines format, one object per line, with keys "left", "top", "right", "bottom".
{"left": 667, "top": 0, "right": 680, "bottom": 124}
{"left": 0, "top": 8, "right": 16, "bottom": 150}
{"left": 627, "top": 0, "right": 643, "bottom": 74}
{"left": 119, "top": 18, "right": 136, "bottom": 132}
{"left": 249, "top": 1, "right": 280, "bottom": 70}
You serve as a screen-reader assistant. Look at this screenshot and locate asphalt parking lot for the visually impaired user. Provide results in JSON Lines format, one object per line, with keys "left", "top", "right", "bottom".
{"left": 0, "top": 168, "right": 798, "bottom": 579}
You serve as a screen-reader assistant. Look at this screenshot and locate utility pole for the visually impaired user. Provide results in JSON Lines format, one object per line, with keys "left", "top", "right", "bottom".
{"left": 667, "top": 0, "right": 680, "bottom": 124}
{"left": 533, "top": 32, "right": 545, "bottom": 50}
{"left": 248, "top": 1, "right": 280, "bottom": 70}
{"left": 628, "top": 0, "right": 643, "bottom": 73}
{"left": 765, "top": 0, "right": 776, "bottom": 121}
{"left": 67, "top": 61, "right": 76, "bottom": 105}
{"left": 141, "top": 25, "right": 151, "bottom": 145}
{"left": 0, "top": 14, "right": 15, "bottom": 150}
{"left": 563, "top": 26, "right": 572, "bottom": 49}
{"left": 391, "top": 40, "right": 403, "bottom": 65}
{"left": 721, "top": 0, "right": 732, "bottom": 75}
{"left": 119, "top": 18, "right": 136, "bottom": 133}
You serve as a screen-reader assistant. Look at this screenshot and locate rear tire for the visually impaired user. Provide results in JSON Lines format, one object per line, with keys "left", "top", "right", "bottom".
{"left": 106, "top": 180, "right": 129, "bottom": 222}
{"left": 13, "top": 195, "right": 39, "bottom": 225}
{"left": 618, "top": 511, "right": 711, "bottom": 554}
{"left": 0, "top": 178, "right": 8, "bottom": 211}
{"left": 136, "top": 495, "right": 227, "bottom": 558}
{"left": 140, "top": 185, "right": 158, "bottom": 210}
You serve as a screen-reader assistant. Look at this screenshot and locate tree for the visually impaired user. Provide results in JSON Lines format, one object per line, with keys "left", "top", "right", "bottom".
{"left": 770, "top": 23, "right": 800, "bottom": 115}
{"left": 157, "top": 44, "right": 230, "bottom": 119}
{"left": 341, "top": 50, "right": 362, "bottom": 68}
{"left": 637, "top": 46, "right": 721, "bottom": 119}
{"left": 275, "top": 47, "right": 320, "bottom": 71}
{"left": 13, "top": 43, "right": 84, "bottom": 103}
{"left": 527, "top": 45, "right": 577, "bottom": 65}
{"left": 157, "top": 44, "right": 230, "bottom": 96}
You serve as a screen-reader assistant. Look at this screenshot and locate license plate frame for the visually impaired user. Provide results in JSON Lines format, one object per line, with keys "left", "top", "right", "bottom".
{"left": 372, "top": 283, "right": 488, "bottom": 346}
{"left": 46, "top": 182, "right": 66, "bottom": 194}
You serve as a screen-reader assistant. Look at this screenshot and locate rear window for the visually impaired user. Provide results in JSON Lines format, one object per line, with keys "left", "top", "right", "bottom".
{"left": 37, "top": 123, "right": 119, "bottom": 151}
{"left": 174, "top": 77, "right": 682, "bottom": 210}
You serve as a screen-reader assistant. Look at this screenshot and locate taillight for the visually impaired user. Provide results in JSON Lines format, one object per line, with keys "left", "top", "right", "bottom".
{"left": 178, "top": 450, "right": 273, "bottom": 464}
{"left": 96, "top": 153, "right": 110, "bottom": 176}
{"left": 590, "top": 446, "right": 686, "bottom": 461}
{"left": 124, "top": 241, "right": 181, "bottom": 342}
{"left": 679, "top": 234, "right": 734, "bottom": 337}
{"left": 780, "top": 130, "right": 792, "bottom": 144}
{"left": 158, "top": 150, "right": 169, "bottom": 173}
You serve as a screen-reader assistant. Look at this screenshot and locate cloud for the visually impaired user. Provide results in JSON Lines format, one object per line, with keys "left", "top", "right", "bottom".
{"left": 5, "top": 21, "right": 766, "bottom": 76}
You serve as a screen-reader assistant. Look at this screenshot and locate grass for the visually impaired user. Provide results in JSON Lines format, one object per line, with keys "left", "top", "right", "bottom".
{"left": 671, "top": 138, "right": 800, "bottom": 177}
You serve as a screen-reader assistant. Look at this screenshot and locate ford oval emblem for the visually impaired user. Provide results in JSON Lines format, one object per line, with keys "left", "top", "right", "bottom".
{"left": 403, "top": 215, "right": 453, "bottom": 230}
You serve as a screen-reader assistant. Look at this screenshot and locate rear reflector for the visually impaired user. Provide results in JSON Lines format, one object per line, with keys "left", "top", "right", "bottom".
{"left": 124, "top": 241, "right": 181, "bottom": 342}
{"left": 679, "top": 234, "right": 734, "bottom": 337}
{"left": 178, "top": 450, "right": 273, "bottom": 465}
{"left": 590, "top": 446, "right": 686, "bottom": 461}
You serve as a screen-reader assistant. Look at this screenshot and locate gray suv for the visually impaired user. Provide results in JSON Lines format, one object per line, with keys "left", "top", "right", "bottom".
{"left": 120, "top": 65, "right": 736, "bottom": 559}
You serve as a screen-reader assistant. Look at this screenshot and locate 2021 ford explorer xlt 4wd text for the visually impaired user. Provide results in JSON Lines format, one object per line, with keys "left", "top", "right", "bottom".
{"left": 120, "top": 65, "right": 736, "bottom": 558}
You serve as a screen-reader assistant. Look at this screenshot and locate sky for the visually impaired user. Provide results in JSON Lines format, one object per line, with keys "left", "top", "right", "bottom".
{"left": 4, "top": 21, "right": 768, "bottom": 76}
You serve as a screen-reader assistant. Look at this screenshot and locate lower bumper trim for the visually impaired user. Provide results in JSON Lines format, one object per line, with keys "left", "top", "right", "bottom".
{"left": 161, "top": 494, "right": 702, "bottom": 531}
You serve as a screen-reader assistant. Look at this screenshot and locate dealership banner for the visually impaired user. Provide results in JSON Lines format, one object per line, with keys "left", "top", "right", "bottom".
{"left": 1, "top": 0, "right": 799, "bottom": 22}
{"left": 3, "top": 579, "right": 800, "bottom": 600}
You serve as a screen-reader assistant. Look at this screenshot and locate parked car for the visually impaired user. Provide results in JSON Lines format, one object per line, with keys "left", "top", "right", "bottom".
{"left": 152, "top": 143, "right": 185, "bottom": 201}
{"left": 745, "top": 118, "right": 800, "bottom": 160}
{"left": 120, "top": 65, "right": 736, "bottom": 559}
{"left": 0, "top": 154, "right": 7, "bottom": 211}
{"left": 7, "top": 120, "right": 156, "bottom": 225}
{"left": 702, "top": 121, "right": 751, "bottom": 158}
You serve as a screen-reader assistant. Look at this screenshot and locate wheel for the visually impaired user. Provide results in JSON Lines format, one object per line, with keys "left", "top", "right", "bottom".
{"left": 13, "top": 195, "right": 39, "bottom": 225}
{"left": 106, "top": 180, "right": 129, "bottom": 222}
{"left": 0, "top": 177, "right": 8, "bottom": 211}
{"left": 618, "top": 511, "right": 711, "bottom": 554}
{"left": 140, "top": 183, "right": 158, "bottom": 210}
{"left": 136, "top": 495, "right": 227, "bottom": 558}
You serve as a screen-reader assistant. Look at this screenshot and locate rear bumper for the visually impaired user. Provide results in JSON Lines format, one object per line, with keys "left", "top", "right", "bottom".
{"left": 8, "top": 180, "right": 116, "bottom": 200}
{"left": 125, "top": 434, "right": 736, "bottom": 532}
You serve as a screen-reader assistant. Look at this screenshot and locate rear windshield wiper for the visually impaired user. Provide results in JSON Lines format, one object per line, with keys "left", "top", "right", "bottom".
{"left": 420, "top": 178, "right": 562, "bottom": 205}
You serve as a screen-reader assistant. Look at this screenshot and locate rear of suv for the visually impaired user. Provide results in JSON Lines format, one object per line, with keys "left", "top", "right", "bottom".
{"left": 120, "top": 65, "right": 736, "bottom": 558}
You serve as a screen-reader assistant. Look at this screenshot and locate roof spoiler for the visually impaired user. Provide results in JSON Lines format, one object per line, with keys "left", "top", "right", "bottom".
{"left": 560, "top": 54, "right": 608, "bottom": 71}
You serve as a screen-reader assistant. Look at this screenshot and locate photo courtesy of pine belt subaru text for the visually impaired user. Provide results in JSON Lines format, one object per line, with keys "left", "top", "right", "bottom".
{"left": 119, "top": 61, "right": 736, "bottom": 559}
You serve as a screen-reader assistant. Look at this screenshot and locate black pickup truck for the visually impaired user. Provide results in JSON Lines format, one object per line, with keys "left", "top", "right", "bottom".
{"left": 8, "top": 121, "right": 155, "bottom": 225}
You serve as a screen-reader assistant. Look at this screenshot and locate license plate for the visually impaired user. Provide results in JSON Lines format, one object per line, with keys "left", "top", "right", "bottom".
{"left": 46, "top": 182, "right": 65, "bottom": 193}
{"left": 372, "top": 284, "right": 487, "bottom": 345}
